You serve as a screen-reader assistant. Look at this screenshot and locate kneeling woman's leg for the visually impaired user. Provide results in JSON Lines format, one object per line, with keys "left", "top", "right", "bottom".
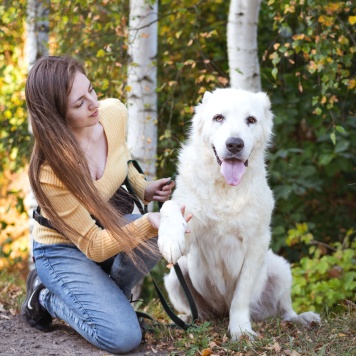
{"left": 33, "top": 241, "right": 142, "bottom": 354}
{"left": 110, "top": 214, "right": 161, "bottom": 298}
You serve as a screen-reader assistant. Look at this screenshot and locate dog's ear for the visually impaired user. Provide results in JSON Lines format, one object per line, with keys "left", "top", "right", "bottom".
{"left": 256, "top": 91, "right": 274, "bottom": 146}
{"left": 202, "top": 91, "right": 213, "bottom": 104}
{"left": 256, "top": 92, "right": 271, "bottom": 111}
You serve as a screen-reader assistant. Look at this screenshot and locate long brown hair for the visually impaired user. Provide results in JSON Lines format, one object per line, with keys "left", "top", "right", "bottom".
{"left": 26, "top": 56, "right": 149, "bottom": 258}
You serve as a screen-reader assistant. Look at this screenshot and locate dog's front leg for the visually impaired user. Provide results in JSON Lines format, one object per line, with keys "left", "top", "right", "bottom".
{"left": 229, "top": 239, "right": 268, "bottom": 340}
{"left": 158, "top": 201, "right": 187, "bottom": 264}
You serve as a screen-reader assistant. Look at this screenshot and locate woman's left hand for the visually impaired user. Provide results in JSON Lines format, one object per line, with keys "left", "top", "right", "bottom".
{"left": 144, "top": 178, "right": 175, "bottom": 202}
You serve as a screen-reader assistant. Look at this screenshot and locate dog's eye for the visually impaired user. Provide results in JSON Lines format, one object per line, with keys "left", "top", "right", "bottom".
{"left": 213, "top": 114, "right": 224, "bottom": 122}
{"left": 246, "top": 116, "right": 257, "bottom": 125}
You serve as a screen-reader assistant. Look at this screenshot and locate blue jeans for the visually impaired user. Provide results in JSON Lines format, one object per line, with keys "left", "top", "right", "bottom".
{"left": 33, "top": 214, "right": 160, "bottom": 354}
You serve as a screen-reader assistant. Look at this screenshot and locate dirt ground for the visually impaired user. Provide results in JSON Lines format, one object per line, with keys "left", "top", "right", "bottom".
{"left": 0, "top": 313, "right": 167, "bottom": 356}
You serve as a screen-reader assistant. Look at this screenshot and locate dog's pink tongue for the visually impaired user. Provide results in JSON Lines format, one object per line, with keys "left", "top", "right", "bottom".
{"left": 220, "top": 159, "right": 246, "bottom": 186}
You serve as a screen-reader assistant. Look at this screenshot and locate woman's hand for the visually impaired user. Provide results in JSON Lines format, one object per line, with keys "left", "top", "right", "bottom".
{"left": 147, "top": 212, "right": 161, "bottom": 230}
{"left": 180, "top": 205, "right": 193, "bottom": 229}
{"left": 157, "top": 203, "right": 193, "bottom": 264}
{"left": 147, "top": 205, "right": 192, "bottom": 231}
{"left": 144, "top": 178, "right": 175, "bottom": 202}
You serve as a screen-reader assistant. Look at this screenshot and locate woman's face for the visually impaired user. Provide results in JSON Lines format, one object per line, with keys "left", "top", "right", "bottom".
{"left": 66, "top": 71, "right": 100, "bottom": 131}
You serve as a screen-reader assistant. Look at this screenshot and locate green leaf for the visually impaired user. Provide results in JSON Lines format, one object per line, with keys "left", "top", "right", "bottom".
{"left": 335, "top": 125, "right": 346, "bottom": 134}
{"left": 96, "top": 49, "right": 105, "bottom": 58}
{"left": 330, "top": 132, "right": 336, "bottom": 145}
{"left": 319, "top": 153, "right": 334, "bottom": 166}
{"left": 175, "top": 62, "right": 185, "bottom": 70}
{"left": 315, "top": 107, "right": 322, "bottom": 115}
{"left": 272, "top": 67, "right": 278, "bottom": 79}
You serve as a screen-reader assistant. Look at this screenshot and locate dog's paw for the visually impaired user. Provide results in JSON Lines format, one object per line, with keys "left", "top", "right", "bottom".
{"left": 158, "top": 201, "right": 187, "bottom": 264}
{"left": 285, "top": 311, "right": 321, "bottom": 326}
{"left": 230, "top": 326, "right": 258, "bottom": 341}
{"left": 178, "top": 313, "right": 192, "bottom": 324}
{"left": 229, "top": 319, "right": 258, "bottom": 341}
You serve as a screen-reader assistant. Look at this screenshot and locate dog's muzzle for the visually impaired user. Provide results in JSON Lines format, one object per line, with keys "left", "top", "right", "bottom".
{"left": 212, "top": 144, "right": 249, "bottom": 167}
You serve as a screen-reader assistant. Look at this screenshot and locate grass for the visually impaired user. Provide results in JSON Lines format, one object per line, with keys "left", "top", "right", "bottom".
{"left": 139, "top": 302, "right": 356, "bottom": 355}
{"left": 1, "top": 267, "right": 355, "bottom": 355}
{"left": 0, "top": 268, "right": 26, "bottom": 319}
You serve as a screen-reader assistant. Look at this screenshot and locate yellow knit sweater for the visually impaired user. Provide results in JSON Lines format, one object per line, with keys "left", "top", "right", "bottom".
{"left": 33, "top": 98, "right": 158, "bottom": 262}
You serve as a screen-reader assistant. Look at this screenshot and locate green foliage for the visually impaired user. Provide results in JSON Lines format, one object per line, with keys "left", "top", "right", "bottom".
{"left": 287, "top": 224, "right": 356, "bottom": 313}
{"left": 0, "top": 2, "right": 32, "bottom": 274}
{"left": 157, "top": 0, "right": 230, "bottom": 174}
{"left": 50, "top": 0, "right": 130, "bottom": 100}
{"left": 259, "top": 0, "right": 356, "bottom": 255}
{"left": 175, "top": 321, "right": 212, "bottom": 355}
{"left": 0, "top": 1, "right": 31, "bottom": 175}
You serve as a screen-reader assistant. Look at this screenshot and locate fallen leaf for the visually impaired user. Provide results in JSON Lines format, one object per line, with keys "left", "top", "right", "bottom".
{"left": 273, "top": 342, "right": 281, "bottom": 352}
{"left": 201, "top": 348, "right": 212, "bottom": 356}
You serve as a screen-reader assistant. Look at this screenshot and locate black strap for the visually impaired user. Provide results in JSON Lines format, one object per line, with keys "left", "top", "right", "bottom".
{"left": 33, "top": 206, "right": 59, "bottom": 232}
{"left": 123, "top": 160, "right": 148, "bottom": 215}
{"left": 151, "top": 263, "right": 198, "bottom": 330}
{"left": 33, "top": 205, "right": 105, "bottom": 232}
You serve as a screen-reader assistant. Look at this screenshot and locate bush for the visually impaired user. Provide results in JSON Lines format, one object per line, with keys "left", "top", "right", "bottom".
{"left": 287, "top": 223, "right": 356, "bottom": 313}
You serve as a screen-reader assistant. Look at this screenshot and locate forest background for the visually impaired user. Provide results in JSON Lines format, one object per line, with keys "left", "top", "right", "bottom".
{"left": 0, "top": 0, "right": 355, "bottom": 316}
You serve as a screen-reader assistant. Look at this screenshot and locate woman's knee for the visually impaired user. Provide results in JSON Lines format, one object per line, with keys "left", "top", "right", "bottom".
{"left": 97, "top": 320, "right": 142, "bottom": 354}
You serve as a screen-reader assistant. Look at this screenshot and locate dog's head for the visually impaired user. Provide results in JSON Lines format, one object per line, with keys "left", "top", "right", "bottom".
{"left": 191, "top": 88, "right": 273, "bottom": 186}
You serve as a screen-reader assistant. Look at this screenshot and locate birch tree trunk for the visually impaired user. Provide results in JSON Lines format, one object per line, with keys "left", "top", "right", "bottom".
{"left": 127, "top": 0, "right": 158, "bottom": 299}
{"left": 26, "top": 0, "right": 49, "bottom": 74}
{"left": 127, "top": 0, "right": 158, "bottom": 182}
{"left": 26, "top": 0, "right": 49, "bottom": 267}
{"left": 227, "top": 0, "right": 262, "bottom": 92}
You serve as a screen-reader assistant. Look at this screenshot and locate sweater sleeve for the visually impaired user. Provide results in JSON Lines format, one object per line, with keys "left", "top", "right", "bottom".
{"left": 39, "top": 172, "right": 157, "bottom": 262}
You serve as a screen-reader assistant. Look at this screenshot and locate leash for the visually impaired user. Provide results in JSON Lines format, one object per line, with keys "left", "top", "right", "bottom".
{"left": 125, "top": 160, "right": 148, "bottom": 215}
{"left": 157, "top": 171, "right": 177, "bottom": 210}
{"left": 150, "top": 263, "right": 198, "bottom": 330}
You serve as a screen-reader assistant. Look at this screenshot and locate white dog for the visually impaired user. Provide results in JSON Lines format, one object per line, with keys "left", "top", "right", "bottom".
{"left": 158, "top": 88, "right": 320, "bottom": 340}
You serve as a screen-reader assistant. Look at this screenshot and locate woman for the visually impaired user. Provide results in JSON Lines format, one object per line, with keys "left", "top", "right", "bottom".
{"left": 21, "top": 55, "right": 190, "bottom": 354}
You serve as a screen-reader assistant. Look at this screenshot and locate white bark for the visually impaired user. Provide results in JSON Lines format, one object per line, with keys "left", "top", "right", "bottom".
{"left": 127, "top": 0, "right": 158, "bottom": 181}
{"left": 26, "top": 1, "right": 38, "bottom": 73}
{"left": 26, "top": 0, "right": 49, "bottom": 268}
{"left": 26, "top": 0, "right": 49, "bottom": 73}
{"left": 227, "top": 0, "right": 262, "bottom": 92}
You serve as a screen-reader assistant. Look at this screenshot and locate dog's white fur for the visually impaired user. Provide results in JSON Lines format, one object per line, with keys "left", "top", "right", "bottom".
{"left": 158, "top": 88, "right": 320, "bottom": 340}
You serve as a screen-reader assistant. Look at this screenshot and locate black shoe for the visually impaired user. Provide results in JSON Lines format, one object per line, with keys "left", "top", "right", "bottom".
{"left": 21, "top": 269, "right": 53, "bottom": 332}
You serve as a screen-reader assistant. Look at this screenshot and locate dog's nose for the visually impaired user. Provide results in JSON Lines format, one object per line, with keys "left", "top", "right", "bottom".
{"left": 226, "top": 137, "right": 244, "bottom": 153}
